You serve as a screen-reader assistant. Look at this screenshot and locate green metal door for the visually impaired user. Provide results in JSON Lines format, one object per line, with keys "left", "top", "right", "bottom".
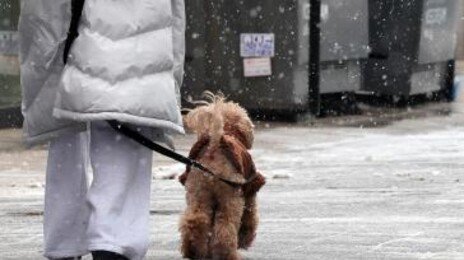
{"left": 183, "top": 0, "right": 310, "bottom": 112}
{"left": 0, "top": 0, "right": 21, "bottom": 110}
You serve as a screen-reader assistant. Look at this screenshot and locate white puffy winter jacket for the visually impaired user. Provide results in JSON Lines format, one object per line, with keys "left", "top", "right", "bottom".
{"left": 19, "top": 0, "right": 185, "bottom": 146}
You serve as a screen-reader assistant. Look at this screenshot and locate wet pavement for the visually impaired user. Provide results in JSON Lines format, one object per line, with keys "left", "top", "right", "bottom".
{"left": 1, "top": 99, "right": 464, "bottom": 259}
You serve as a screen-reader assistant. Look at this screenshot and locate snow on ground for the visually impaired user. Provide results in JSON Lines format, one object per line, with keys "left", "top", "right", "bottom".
{"left": 1, "top": 101, "right": 464, "bottom": 259}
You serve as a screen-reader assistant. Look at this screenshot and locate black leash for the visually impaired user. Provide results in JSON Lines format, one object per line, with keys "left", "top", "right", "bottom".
{"left": 64, "top": 0, "right": 256, "bottom": 188}
{"left": 107, "top": 121, "right": 256, "bottom": 188}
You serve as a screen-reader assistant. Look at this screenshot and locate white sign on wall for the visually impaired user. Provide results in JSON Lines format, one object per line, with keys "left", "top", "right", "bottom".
{"left": 243, "top": 57, "right": 272, "bottom": 77}
{"left": 240, "top": 33, "right": 275, "bottom": 57}
{"left": 425, "top": 7, "right": 447, "bottom": 25}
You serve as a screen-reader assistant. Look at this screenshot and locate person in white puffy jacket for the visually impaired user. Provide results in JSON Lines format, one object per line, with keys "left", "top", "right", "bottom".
{"left": 19, "top": 0, "right": 185, "bottom": 259}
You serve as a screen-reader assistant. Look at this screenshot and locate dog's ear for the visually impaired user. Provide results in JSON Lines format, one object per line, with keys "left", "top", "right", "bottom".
{"left": 185, "top": 105, "right": 224, "bottom": 141}
{"left": 243, "top": 171, "right": 266, "bottom": 197}
{"left": 184, "top": 106, "right": 209, "bottom": 134}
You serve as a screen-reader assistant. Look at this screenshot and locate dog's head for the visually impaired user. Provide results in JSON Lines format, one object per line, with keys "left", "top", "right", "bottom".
{"left": 220, "top": 100, "right": 254, "bottom": 149}
{"left": 184, "top": 92, "right": 255, "bottom": 149}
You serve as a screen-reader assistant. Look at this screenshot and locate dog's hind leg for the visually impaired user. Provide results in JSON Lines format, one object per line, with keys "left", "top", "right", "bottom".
{"left": 238, "top": 194, "right": 259, "bottom": 249}
{"left": 211, "top": 196, "right": 244, "bottom": 260}
{"left": 179, "top": 197, "right": 214, "bottom": 259}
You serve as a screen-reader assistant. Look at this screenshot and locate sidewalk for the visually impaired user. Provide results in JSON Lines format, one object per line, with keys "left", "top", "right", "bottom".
{"left": 1, "top": 100, "right": 464, "bottom": 259}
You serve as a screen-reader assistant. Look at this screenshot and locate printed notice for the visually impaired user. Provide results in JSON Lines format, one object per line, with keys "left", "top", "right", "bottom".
{"left": 243, "top": 57, "right": 272, "bottom": 77}
{"left": 425, "top": 7, "right": 447, "bottom": 25}
{"left": 240, "top": 33, "right": 275, "bottom": 57}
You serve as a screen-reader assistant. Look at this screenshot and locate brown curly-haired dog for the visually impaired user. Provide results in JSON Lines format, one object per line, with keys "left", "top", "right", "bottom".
{"left": 178, "top": 94, "right": 265, "bottom": 260}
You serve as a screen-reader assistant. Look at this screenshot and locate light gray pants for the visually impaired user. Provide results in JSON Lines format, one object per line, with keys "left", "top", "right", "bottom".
{"left": 44, "top": 122, "right": 153, "bottom": 260}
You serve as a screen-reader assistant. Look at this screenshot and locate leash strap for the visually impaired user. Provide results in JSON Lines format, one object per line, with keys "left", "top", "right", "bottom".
{"left": 107, "top": 121, "right": 196, "bottom": 167}
{"left": 63, "top": 0, "right": 86, "bottom": 64}
{"left": 107, "top": 121, "right": 254, "bottom": 188}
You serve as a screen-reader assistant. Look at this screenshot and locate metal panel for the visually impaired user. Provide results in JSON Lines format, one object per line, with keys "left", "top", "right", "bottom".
{"left": 410, "top": 63, "right": 448, "bottom": 94}
{"left": 183, "top": 0, "right": 310, "bottom": 111}
{"left": 363, "top": 0, "right": 423, "bottom": 96}
{"left": 183, "top": 0, "right": 370, "bottom": 109}
{"left": 365, "top": 0, "right": 460, "bottom": 96}
{"left": 320, "top": 0, "right": 369, "bottom": 62}
{"left": 320, "top": 62, "right": 362, "bottom": 94}
{"left": 418, "top": 0, "right": 460, "bottom": 64}
{"left": 319, "top": 0, "right": 368, "bottom": 94}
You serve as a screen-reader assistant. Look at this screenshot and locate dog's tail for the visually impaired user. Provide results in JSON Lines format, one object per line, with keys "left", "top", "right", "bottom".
{"left": 185, "top": 93, "right": 225, "bottom": 148}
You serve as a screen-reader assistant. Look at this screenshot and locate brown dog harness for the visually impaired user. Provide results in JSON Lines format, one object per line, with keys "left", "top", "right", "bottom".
{"left": 178, "top": 135, "right": 266, "bottom": 195}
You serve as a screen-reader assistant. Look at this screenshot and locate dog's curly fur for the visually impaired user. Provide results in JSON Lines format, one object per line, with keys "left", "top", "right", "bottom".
{"left": 179, "top": 94, "right": 266, "bottom": 260}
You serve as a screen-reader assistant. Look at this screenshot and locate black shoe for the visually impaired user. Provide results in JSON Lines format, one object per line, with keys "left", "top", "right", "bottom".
{"left": 91, "top": 250, "right": 129, "bottom": 260}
